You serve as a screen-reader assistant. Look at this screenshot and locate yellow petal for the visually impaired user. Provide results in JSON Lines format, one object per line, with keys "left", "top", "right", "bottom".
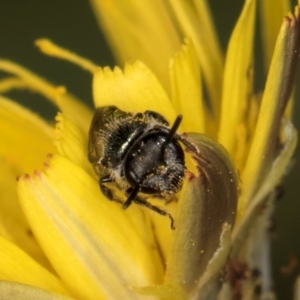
{"left": 134, "top": 285, "right": 185, "bottom": 300}
{"left": 0, "top": 96, "right": 55, "bottom": 171}
{"left": 170, "top": 39, "right": 205, "bottom": 133}
{"left": 0, "top": 96, "right": 55, "bottom": 269}
{"left": 18, "top": 155, "right": 164, "bottom": 300}
{"left": 0, "top": 281, "right": 74, "bottom": 300}
{"left": 233, "top": 121, "right": 297, "bottom": 256}
{"left": 258, "top": 0, "right": 295, "bottom": 120}
{"left": 168, "top": 0, "right": 223, "bottom": 119}
{"left": 0, "top": 77, "right": 26, "bottom": 93}
{"left": 259, "top": 0, "right": 290, "bottom": 71}
{"left": 89, "top": 0, "right": 181, "bottom": 92}
{"left": 218, "top": 0, "right": 256, "bottom": 156}
{"left": 165, "top": 133, "right": 238, "bottom": 294}
{"left": 0, "top": 59, "right": 92, "bottom": 133}
{"left": 147, "top": 200, "right": 176, "bottom": 262}
{"left": 54, "top": 113, "right": 93, "bottom": 175}
{"left": 239, "top": 7, "right": 300, "bottom": 215}
{"left": 258, "top": 0, "right": 294, "bottom": 122}
{"left": 93, "top": 61, "right": 177, "bottom": 122}
{"left": 0, "top": 236, "right": 70, "bottom": 296}
{"left": 35, "top": 38, "right": 98, "bottom": 73}
{"left": 0, "top": 161, "right": 53, "bottom": 271}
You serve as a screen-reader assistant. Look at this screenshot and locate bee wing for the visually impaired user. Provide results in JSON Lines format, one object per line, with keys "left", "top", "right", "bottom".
{"left": 88, "top": 107, "right": 107, "bottom": 163}
{"left": 88, "top": 106, "right": 130, "bottom": 163}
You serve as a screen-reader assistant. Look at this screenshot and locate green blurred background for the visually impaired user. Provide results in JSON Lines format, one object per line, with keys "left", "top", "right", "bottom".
{"left": 0, "top": 1, "right": 298, "bottom": 298}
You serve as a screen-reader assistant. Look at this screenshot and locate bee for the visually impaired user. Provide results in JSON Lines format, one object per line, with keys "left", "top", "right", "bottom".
{"left": 88, "top": 106, "right": 185, "bottom": 229}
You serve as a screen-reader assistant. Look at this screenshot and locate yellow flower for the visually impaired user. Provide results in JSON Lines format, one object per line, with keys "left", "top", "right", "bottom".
{"left": 0, "top": 1, "right": 299, "bottom": 299}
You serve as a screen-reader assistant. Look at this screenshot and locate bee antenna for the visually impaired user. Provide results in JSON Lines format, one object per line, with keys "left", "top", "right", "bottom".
{"left": 161, "top": 114, "right": 182, "bottom": 153}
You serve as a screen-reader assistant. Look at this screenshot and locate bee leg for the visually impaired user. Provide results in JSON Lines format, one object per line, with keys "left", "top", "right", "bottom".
{"left": 123, "top": 184, "right": 140, "bottom": 209}
{"left": 132, "top": 197, "right": 175, "bottom": 230}
{"left": 100, "top": 184, "right": 113, "bottom": 200}
{"left": 99, "top": 176, "right": 123, "bottom": 205}
{"left": 164, "top": 196, "right": 177, "bottom": 205}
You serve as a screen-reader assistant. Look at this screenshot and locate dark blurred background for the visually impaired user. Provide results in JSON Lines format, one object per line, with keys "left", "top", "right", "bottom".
{"left": 0, "top": 1, "right": 298, "bottom": 298}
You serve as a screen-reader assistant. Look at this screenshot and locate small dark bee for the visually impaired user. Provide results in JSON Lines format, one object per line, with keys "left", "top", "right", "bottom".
{"left": 88, "top": 106, "right": 185, "bottom": 229}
